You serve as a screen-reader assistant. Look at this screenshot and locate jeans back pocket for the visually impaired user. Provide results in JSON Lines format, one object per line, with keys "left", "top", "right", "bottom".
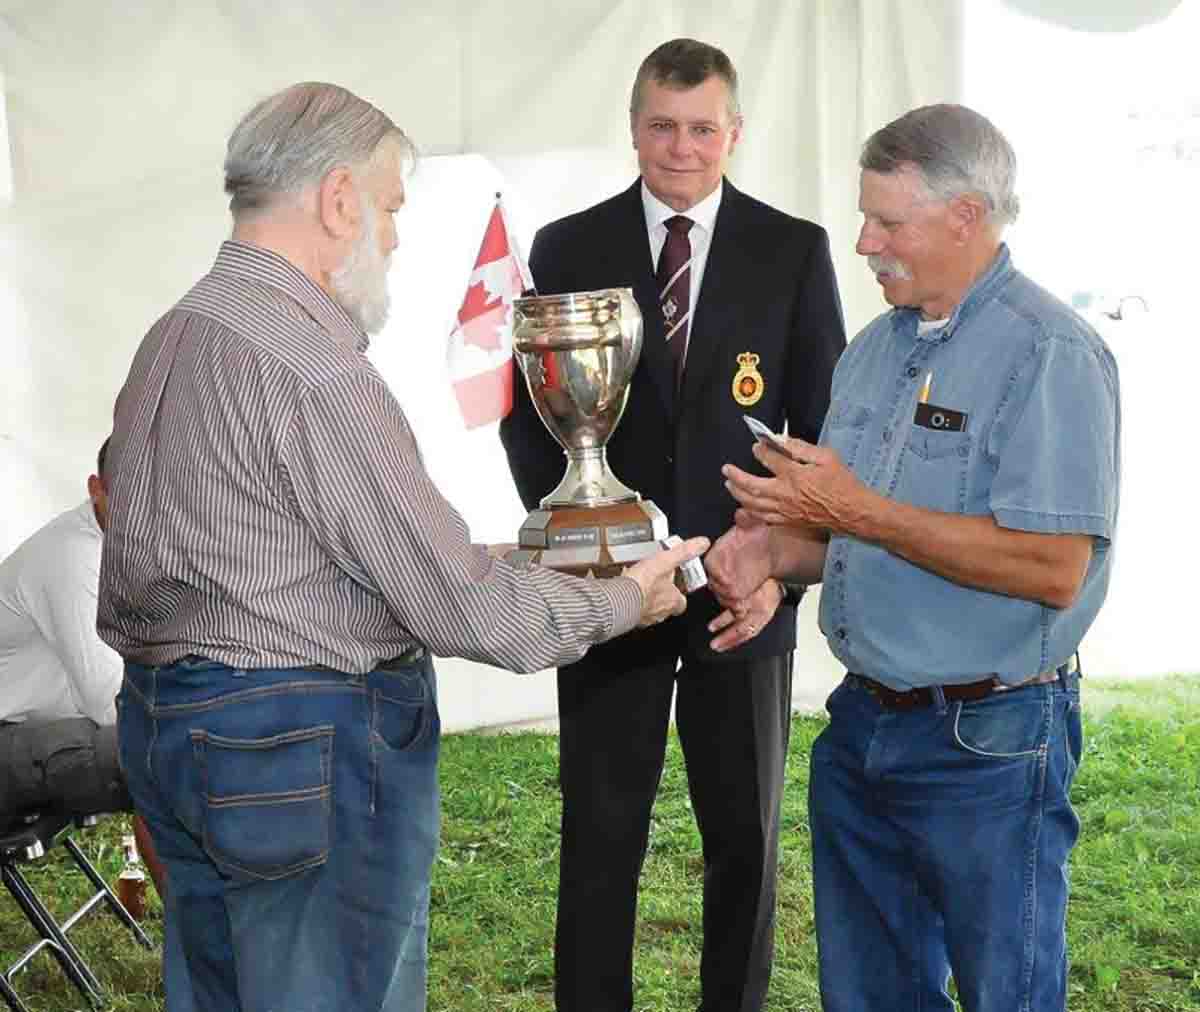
{"left": 192, "top": 724, "right": 334, "bottom": 882}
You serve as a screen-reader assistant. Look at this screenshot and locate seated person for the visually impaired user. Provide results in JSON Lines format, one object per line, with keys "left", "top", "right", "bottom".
{"left": 0, "top": 439, "right": 163, "bottom": 893}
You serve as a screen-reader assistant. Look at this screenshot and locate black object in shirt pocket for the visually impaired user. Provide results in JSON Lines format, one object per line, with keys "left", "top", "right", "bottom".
{"left": 913, "top": 401, "right": 968, "bottom": 433}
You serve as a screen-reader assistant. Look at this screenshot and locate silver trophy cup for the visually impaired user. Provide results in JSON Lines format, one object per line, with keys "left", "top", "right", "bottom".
{"left": 507, "top": 288, "right": 668, "bottom": 576}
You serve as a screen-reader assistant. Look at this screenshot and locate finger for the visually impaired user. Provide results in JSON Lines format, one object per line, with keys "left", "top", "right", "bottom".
{"left": 750, "top": 440, "right": 809, "bottom": 476}
{"left": 732, "top": 509, "right": 765, "bottom": 530}
{"left": 642, "top": 536, "right": 710, "bottom": 578}
{"left": 710, "top": 620, "right": 751, "bottom": 653}
{"left": 712, "top": 615, "right": 762, "bottom": 652}
{"left": 733, "top": 508, "right": 763, "bottom": 528}
{"left": 723, "top": 470, "right": 783, "bottom": 510}
{"left": 671, "top": 588, "right": 688, "bottom": 616}
{"left": 709, "top": 627, "right": 742, "bottom": 653}
{"left": 724, "top": 482, "right": 779, "bottom": 516}
{"left": 736, "top": 508, "right": 772, "bottom": 527}
{"left": 662, "top": 535, "right": 710, "bottom": 568}
{"left": 708, "top": 609, "right": 735, "bottom": 633}
{"left": 783, "top": 436, "right": 821, "bottom": 461}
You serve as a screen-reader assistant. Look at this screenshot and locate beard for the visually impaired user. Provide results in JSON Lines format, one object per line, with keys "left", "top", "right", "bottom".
{"left": 330, "top": 197, "right": 392, "bottom": 335}
{"left": 867, "top": 254, "right": 913, "bottom": 281}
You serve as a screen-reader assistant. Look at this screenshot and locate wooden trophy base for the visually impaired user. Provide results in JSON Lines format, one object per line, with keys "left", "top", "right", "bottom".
{"left": 505, "top": 499, "right": 669, "bottom": 578}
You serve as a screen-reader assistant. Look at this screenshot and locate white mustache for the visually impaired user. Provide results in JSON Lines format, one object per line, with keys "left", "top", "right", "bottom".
{"left": 868, "top": 255, "right": 912, "bottom": 281}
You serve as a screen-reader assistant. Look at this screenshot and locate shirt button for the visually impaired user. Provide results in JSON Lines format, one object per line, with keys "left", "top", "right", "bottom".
{"left": 907, "top": 366, "right": 919, "bottom": 378}
{"left": 958, "top": 445, "right": 969, "bottom": 458}
{"left": 836, "top": 627, "right": 847, "bottom": 640}
{"left": 833, "top": 560, "right": 844, "bottom": 573}
{"left": 882, "top": 429, "right": 891, "bottom": 443}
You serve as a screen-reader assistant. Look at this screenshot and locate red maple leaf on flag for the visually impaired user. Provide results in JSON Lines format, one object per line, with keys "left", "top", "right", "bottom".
{"left": 457, "top": 279, "right": 501, "bottom": 327}
{"left": 448, "top": 197, "right": 531, "bottom": 428}
{"left": 458, "top": 298, "right": 506, "bottom": 355}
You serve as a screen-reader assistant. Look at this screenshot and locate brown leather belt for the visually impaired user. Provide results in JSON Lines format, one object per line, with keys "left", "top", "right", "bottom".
{"left": 851, "top": 657, "right": 1076, "bottom": 712}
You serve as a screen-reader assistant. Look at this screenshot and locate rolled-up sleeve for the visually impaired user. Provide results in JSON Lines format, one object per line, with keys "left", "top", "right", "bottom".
{"left": 281, "top": 364, "right": 642, "bottom": 673}
{"left": 989, "top": 335, "right": 1120, "bottom": 541}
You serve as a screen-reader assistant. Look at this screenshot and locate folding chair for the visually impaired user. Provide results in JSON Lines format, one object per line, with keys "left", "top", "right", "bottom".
{"left": 1, "top": 813, "right": 153, "bottom": 1012}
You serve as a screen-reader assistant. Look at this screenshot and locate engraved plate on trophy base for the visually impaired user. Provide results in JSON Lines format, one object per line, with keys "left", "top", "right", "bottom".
{"left": 511, "top": 500, "right": 668, "bottom": 578}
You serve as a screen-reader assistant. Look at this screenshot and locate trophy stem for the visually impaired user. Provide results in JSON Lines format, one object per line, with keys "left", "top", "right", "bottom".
{"left": 542, "top": 446, "right": 640, "bottom": 508}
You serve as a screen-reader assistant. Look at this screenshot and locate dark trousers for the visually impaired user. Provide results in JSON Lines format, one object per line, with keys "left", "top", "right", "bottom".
{"left": 0, "top": 717, "right": 131, "bottom": 826}
{"left": 554, "top": 651, "right": 793, "bottom": 1012}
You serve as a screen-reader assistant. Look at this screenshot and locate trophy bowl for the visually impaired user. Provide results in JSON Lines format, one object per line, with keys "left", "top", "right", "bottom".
{"left": 507, "top": 288, "right": 668, "bottom": 577}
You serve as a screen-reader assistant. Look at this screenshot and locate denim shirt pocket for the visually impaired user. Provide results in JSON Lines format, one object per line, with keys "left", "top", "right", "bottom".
{"left": 192, "top": 724, "right": 334, "bottom": 882}
{"left": 823, "top": 401, "right": 874, "bottom": 471}
{"left": 893, "top": 427, "right": 973, "bottom": 513}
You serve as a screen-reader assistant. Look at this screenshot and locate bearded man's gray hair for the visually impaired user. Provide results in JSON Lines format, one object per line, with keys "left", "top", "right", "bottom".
{"left": 224, "top": 82, "right": 414, "bottom": 218}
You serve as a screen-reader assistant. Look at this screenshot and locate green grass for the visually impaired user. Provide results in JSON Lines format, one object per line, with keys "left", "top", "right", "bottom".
{"left": 3, "top": 675, "right": 1197, "bottom": 1011}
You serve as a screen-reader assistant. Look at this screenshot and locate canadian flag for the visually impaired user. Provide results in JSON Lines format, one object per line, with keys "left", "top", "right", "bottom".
{"left": 447, "top": 197, "right": 533, "bottom": 429}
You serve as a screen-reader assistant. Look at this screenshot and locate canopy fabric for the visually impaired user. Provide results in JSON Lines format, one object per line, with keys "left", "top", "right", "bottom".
{"left": 0, "top": 1, "right": 959, "bottom": 727}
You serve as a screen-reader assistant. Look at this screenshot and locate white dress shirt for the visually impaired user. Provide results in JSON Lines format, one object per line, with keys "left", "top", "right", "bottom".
{"left": 642, "top": 180, "right": 724, "bottom": 367}
{"left": 0, "top": 500, "right": 121, "bottom": 725}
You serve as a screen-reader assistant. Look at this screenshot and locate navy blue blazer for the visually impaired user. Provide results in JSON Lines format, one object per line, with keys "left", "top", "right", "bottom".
{"left": 500, "top": 179, "right": 846, "bottom": 665}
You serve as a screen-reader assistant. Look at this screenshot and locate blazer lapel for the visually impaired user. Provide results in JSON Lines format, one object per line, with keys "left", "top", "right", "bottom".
{"left": 679, "top": 181, "right": 743, "bottom": 415}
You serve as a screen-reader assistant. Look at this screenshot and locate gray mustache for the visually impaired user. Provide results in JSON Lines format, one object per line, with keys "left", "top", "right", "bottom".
{"left": 867, "top": 255, "right": 912, "bottom": 280}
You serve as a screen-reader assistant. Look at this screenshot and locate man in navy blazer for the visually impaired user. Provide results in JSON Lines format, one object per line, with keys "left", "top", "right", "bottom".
{"left": 499, "top": 38, "right": 845, "bottom": 1012}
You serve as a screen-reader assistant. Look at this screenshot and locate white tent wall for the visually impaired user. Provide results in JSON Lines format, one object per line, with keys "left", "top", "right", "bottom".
{"left": 4, "top": 1, "right": 964, "bottom": 731}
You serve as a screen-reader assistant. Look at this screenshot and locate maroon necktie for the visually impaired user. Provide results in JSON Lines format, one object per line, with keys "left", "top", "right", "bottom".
{"left": 656, "top": 215, "right": 693, "bottom": 395}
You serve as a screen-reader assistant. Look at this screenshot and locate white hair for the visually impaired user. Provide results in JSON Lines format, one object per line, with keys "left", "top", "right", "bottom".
{"left": 223, "top": 82, "right": 414, "bottom": 219}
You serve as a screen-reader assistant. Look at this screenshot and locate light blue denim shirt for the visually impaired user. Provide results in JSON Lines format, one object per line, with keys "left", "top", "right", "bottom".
{"left": 818, "top": 245, "right": 1120, "bottom": 689}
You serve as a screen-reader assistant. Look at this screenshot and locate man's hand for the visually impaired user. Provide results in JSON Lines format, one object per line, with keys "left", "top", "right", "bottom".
{"left": 625, "top": 536, "right": 710, "bottom": 628}
{"left": 704, "top": 514, "right": 773, "bottom": 606}
{"left": 707, "top": 578, "right": 785, "bottom": 653}
{"left": 722, "top": 437, "right": 869, "bottom": 532}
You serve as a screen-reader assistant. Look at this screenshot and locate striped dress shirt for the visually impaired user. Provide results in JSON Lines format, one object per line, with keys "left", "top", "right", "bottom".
{"left": 97, "top": 241, "right": 641, "bottom": 675}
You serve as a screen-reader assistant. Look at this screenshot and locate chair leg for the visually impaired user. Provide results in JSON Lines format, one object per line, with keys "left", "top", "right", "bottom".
{"left": 2, "top": 864, "right": 104, "bottom": 1006}
{"left": 61, "top": 836, "right": 154, "bottom": 948}
{"left": 0, "top": 970, "right": 31, "bottom": 1012}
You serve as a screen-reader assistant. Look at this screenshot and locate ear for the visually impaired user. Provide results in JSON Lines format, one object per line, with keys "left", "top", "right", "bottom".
{"left": 317, "top": 167, "right": 361, "bottom": 240}
{"left": 726, "top": 114, "right": 744, "bottom": 157}
{"left": 87, "top": 474, "right": 104, "bottom": 501}
{"left": 948, "top": 194, "right": 984, "bottom": 244}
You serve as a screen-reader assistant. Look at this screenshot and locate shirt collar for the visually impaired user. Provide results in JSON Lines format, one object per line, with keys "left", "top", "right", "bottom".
{"left": 896, "top": 243, "right": 1016, "bottom": 345}
{"left": 211, "top": 240, "right": 369, "bottom": 354}
{"left": 641, "top": 179, "right": 724, "bottom": 237}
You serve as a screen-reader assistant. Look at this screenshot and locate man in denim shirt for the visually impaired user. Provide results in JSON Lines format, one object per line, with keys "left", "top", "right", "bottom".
{"left": 705, "top": 104, "right": 1119, "bottom": 1012}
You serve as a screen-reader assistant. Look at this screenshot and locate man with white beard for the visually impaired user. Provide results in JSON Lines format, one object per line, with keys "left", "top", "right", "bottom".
{"left": 98, "top": 82, "right": 706, "bottom": 1012}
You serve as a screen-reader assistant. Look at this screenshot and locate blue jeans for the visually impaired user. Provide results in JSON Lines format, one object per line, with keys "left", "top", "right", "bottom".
{"left": 117, "top": 654, "right": 440, "bottom": 1012}
{"left": 809, "top": 670, "right": 1082, "bottom": 1012}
